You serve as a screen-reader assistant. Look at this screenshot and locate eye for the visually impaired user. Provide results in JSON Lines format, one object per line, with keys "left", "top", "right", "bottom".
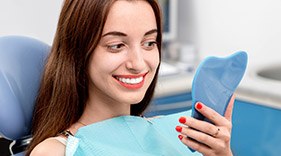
{"left": 106, "top": 43, "right": 125, "bottom": 53}
{"left": 142, "top": 41, "right": 157, "bottom": 50}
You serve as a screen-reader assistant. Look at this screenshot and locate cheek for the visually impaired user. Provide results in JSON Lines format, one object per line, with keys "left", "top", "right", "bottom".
{"left": 90, "top": 51, "right": 125, "bottom": 75}
{"left": 146, "top": 50, "right": 160, "bottom": 71}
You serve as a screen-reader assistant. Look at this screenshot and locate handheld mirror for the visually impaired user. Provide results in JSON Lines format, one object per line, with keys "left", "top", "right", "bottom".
{"left": 191, "top": 51, "right": 248, "bottom": 123}
{"left": 189, "top": 51, "right": 247, "bottom": 152}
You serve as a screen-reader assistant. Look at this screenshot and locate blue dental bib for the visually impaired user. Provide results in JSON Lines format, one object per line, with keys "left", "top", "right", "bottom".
{"left": 66, "top": 111, "right": 202, "bottom": 156}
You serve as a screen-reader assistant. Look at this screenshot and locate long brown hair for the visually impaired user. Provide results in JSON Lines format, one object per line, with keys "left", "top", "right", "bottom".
{"left": 26, "top": 0, "right": 162, "bottom": 155}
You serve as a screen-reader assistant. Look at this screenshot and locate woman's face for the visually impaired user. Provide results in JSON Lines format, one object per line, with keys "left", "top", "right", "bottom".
{"left": 88, "top": 1, "right": 159, "bottom": 107}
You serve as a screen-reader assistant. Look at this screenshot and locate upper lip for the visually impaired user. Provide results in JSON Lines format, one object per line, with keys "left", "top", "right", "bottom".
{"left": 113, "top": 72, "right": 148, "bottom": 79}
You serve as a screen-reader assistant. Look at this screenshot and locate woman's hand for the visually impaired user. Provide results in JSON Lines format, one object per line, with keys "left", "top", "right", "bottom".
{"left": 176, "top": 95, "right": 236, "bottom": 156}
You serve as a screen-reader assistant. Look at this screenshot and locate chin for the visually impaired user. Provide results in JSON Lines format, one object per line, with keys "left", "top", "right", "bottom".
{"left": 126, "top": 95, "right": 145, "bottom": 105}
{"left": 130, "top": 99, "right": 144, "bottom": 105}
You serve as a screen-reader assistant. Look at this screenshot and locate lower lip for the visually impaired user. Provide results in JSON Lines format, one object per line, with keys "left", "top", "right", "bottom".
{"left": 115, "top": 77, "right": 145, "bottom": 90}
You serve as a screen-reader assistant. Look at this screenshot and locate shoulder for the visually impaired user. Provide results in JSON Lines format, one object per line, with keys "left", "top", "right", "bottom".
{"left": 30, "top": 137, "right": 67, "bottom": 156}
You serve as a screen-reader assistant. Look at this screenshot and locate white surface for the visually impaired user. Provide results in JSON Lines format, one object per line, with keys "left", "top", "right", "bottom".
{"left": 188, "top": 0, "right": 281, "bottom": 63}
{"left": 0, "top": 0, "right": 63, "bottom": 45}
{"left": 156, "top": 61, "right": 194, "bottom": 98}
{"left": 0, "top": 0, "right": 177, "bottom": 43}
{"left": 236, "top": 61, "right": 281, "bottom": 109}
{"left": 158, "top": 62, "right": 181, "bottom": 76}
{"left": 155, "top": 71, "right": 193, "bottom": 98}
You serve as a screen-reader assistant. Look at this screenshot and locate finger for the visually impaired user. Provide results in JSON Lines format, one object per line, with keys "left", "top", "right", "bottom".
{"left": 179, "top": 134, "right": 212, "bottom": 155}
{"left": 224, "top": 94, "right": 236, "bottom": 121}
{"left": 195, "top": 102, "right": 229, "bottom": 126}
{"left": 181, "top": 117, "right": 219, "bottom": 137}
{"left": 178, "top": 126, "right": 221, "bottom": 150}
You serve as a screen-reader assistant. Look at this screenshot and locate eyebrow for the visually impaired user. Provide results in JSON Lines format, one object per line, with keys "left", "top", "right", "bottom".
{"left": 102, "top": 31, "right": 127, "bottom": 37}
{"left": 101, "top": 29, "right": 158, "bottom": 38}
{"left": 144, "top": 29, "right": 158, "bottom": 36}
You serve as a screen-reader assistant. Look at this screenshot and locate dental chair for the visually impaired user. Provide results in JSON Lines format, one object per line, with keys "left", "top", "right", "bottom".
{"left": 0, "top": 36, "right": 50, "bottom": 155}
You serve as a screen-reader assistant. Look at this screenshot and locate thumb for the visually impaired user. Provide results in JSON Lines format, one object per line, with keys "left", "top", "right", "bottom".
{"left": 224, "top": 94, "right": 236, "bottom": 121}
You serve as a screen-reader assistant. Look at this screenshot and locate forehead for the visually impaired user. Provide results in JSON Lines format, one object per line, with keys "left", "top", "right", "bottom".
{"left": 102, "top": 0, "right": 157, "bottom": 34}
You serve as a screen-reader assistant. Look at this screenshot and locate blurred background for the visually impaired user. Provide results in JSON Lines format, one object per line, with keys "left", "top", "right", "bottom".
{"left": 1, "top": 0, "right": 281, "bottom": 156}
{"left": 2, "top": 0, "right": 281, "bottom": 64}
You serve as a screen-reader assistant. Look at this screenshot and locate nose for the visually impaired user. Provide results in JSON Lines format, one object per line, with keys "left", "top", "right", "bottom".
{"left": 125, "top": 47, "right": 146, "bottom": 73}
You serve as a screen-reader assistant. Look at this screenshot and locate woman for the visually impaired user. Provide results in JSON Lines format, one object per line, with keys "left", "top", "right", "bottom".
{"left": 27, "top": 0, "right": 234, "bottom": 155}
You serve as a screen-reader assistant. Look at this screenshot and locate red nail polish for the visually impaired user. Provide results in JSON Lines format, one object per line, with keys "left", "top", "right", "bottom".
{"left": 178, "top": 135, "right": 183, "bottom": 140}
{"left": 196, "top": 103, "right": 203, "bottom": 110}
{"left": 175, "top": 126, "right": 182, "bottom": 132}
{"left": 179, "top": 117, "right": 186, "bottom": 124}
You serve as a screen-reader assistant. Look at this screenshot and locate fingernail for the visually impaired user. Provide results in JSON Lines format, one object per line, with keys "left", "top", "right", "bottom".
{"left": 196, "top": 103, "right": 203, "bottom": 110}
{"left": 179, "top": 117, "right": 186, "bottom": 124}
{"left": 178, "top": 135, "right": 183, "bottom": 140}
{"left": 175, "top": 126, "right": 182, "bottom": 132}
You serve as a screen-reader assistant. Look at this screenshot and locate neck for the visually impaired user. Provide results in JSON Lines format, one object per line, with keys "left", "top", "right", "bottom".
{"left": 79, "top": 98, "right": 131, "bottom": 125}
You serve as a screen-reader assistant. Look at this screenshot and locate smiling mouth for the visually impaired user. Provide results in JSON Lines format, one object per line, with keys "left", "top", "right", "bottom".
{"left": 113, "top": 72, "right": 148, "bottom": 89}
{"left": 116, "top": 76, "right": 143, "bottom": 84}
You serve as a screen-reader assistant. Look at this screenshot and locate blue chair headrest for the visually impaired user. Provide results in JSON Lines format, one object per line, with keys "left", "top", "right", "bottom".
{"left": 0, "top": 36, "right": 50, "bottom": 140}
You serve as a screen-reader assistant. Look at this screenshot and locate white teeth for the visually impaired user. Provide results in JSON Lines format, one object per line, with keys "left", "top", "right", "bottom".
{"left": 117, "top": 77, "right": 143, "bottom": 84}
